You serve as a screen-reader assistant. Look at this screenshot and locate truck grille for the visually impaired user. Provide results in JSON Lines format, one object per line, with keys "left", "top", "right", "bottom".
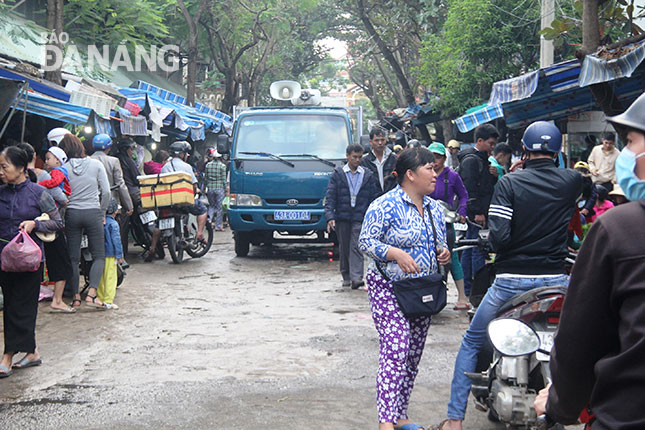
{"left": 264, "top": 198, "right": 320, "bottom": 205}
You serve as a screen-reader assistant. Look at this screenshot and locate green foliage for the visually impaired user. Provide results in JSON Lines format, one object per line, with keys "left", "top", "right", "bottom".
{"left": 63, "top": 0, "right": 171, "bottom": 50}
{"left": 539, "top": 0, "right": 639, "bottom": 54}
{"left": 417, "top": 0, "right": 540, "bottom": 117}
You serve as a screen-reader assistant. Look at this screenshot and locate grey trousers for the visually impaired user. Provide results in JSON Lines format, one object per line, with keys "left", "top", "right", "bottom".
{"left": 66, "top": 208, "right": 105, "bottom": 294}
{"left": 336, "top": 220, "right": 364, "bottom": 282}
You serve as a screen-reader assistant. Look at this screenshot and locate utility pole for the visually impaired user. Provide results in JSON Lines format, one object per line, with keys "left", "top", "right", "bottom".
{"left": 540, "top": 0, "right": 555, "bottom": 68}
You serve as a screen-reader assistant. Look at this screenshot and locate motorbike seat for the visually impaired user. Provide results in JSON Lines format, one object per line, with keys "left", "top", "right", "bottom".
{"left": 496, "top": 285, "right": 568, "bottom": 317}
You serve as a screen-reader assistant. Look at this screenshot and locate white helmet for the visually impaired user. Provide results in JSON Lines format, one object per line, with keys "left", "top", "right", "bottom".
{"left": 47, "top": 127, "right": 71, "bottom": 145}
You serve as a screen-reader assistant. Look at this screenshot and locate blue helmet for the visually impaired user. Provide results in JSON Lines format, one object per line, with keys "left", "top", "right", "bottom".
{"left": 521, "top": 121, "right": 562, "bottom": 153}
{"left": 92, "top": 133, "right": 113, "bottom": 150}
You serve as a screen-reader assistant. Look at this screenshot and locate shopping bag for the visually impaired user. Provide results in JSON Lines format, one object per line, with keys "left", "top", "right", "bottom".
{"left": 1, "top": 231, "right": 42, "bottom": 272}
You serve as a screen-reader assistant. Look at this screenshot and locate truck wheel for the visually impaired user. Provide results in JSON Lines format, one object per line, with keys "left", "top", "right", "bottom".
{"left": 234, "top": 231, "right": 250, "bottom": 257}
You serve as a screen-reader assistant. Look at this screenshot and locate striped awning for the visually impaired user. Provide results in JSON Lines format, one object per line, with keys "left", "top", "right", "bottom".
{"left": 579, "top": 41, "right": 645, "bottom": 87}
{"left": 488, "top": 71, "right": 540, "bottom": 105}
{"left": 12, "top": 90, "right": 92, "bottom": 125}
{"left": 454, "top": 104, "right": 504, "bottom": 133}
{"left": 454, "top": 55, "right": 645, "bottom": 132}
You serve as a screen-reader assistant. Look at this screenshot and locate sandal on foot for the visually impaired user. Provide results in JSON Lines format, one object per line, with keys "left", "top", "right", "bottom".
{"left": 50, "top": 305, "right": 77, "bottom": 314}
{"left": 430, "top": 420, "right": 450, "bottom": 430}
{"left": 453, "top": 303, "right": 471, "bottom": 310}
{"left": 71, "top": 299, "right": 82, "bottom": 308}
{"left": 12, "top": 357, "right": 42, "bottom": 369}
{"left": 85, "top": 295, "right": 106, "bottom": 309}
{"left": 0, "top": 364, "right": 12, "bottom": 378}
{"left": 395, "top": 425, "right": 426, "bottom": 430}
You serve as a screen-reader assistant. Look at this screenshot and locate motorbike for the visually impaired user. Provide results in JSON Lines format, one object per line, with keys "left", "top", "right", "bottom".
{"left": 454, "top": 231, "right": 571, "bottom": 429}
{"left": 156, "top": 202, "right": 214, "bottom": 264}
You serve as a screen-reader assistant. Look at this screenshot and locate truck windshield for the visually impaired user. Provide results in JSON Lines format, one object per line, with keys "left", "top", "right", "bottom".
{"left": 235, "top": 114, "right": 350, "bottom": 160}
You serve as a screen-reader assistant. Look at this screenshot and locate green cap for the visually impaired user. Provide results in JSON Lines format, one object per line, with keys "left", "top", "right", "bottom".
{"left": 428, "top": 142, "right": 446, "bottom": 155}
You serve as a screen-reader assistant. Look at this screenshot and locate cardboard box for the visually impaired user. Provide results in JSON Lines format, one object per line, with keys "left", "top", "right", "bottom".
{"left": 138, "top": 172, "right": 194, "bottom": 208}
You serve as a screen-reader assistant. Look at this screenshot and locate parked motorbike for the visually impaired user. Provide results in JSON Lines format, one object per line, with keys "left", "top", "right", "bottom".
{"left": 157, "top": 205, "right": 213, "bottom": 264}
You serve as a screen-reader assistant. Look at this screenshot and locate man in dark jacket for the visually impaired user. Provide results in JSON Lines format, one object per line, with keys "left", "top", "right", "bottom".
{"left": 458, "top": 123, "right": 499, "bottom": 295}
{"left": 440, "top": 121, "right": 582, "bottom": 430}
{"left": 534, "top": 92, "right": 645, "bottom": 430}
{"left": 361, "top": 128, "right": 396, "bottom": 194}
{"left": 325, "top": 144, "right": 379, "bottom": 289}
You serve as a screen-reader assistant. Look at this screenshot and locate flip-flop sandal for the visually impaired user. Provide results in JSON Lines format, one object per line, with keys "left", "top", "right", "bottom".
{"left": 0, "top": 364, "right": 12, "bottom": 378}
{"left": 453, "top": 303, "right": 471, "bottom": 310}
{"left": 71, "top": 299, "right": 82, "bottom": 308}
{"left": 85, "top": 295, "right": 106, "bottom": 309}
{"left": 12, "top": 357, "right": 42, "bottom": 370}
{"left": 50, "top": 305, "right": 77, "bottom": 314}
{"left": 395, "top": 425, "right": 426, "bottom": 430}
{"left": 430, "top": 420, "right": 450, "bottom": 430}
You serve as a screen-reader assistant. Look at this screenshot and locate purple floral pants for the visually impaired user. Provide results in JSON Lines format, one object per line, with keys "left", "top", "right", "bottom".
{"left": 366, "top": 269, "right": 432, "bottom": 423}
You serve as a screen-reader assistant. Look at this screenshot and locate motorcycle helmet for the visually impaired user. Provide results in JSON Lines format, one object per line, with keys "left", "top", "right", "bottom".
{"left": 169, "top": 140, "right": 192, "bottom": 156}
{"left": 407, "top": 139, "right": 422, "bottom": 149}
{"left": 521, "top": 121, "right": 562, "bottom": 153}
{"left": 607, "top": 92, "right": 645, "bottom": 133}
{"left": 207, "top": 147, "right": 221, "bottom": 158}
{"left": 92, "top": 133, "right": 113, "bottom": 150}
{"left": 47, "top": 127, "right": 71, "bottom": 145}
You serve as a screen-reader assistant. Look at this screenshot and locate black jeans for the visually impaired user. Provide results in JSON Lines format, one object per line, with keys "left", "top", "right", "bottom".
{"left": 0, "top": 264, "right": 43, "bottom": 354}
{"left": 66, "top": 208, "right": 105, "bottom": 294}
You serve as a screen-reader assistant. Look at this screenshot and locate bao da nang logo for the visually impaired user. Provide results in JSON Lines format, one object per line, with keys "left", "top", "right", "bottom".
{"left": 41, "top": 31, "right": 180, "bottom": 73}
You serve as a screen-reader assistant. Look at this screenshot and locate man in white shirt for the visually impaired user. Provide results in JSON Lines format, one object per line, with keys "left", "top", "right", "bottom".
{"left": 587, "top": 132, "right": 620, "bottom": 192}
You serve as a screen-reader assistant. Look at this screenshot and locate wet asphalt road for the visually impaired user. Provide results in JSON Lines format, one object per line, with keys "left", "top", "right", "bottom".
{"left": 0, "top": 230, "right": 561, "bottom": 429}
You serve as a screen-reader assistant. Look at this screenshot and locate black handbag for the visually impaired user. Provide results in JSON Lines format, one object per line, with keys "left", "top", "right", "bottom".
{"left": 375, "top": 204, "right": 447, "bottom": 318}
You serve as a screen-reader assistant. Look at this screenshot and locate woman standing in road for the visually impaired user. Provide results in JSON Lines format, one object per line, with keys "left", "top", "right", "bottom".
{"left": 59, "top": 135, "right": 110, "bottom": 308}
{"left": 359, "top": 147, "right": 451, "bottom": 430}
{"left": 19, "top": 142, "right": 75, "bottom": 313}
{"left": 0, "top": 146, "right": 63, "bottom": 377}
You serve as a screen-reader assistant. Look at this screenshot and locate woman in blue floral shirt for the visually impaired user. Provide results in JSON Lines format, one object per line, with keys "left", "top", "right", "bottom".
{"left": 359, "top": 147, "right": 451, "bottom": 430}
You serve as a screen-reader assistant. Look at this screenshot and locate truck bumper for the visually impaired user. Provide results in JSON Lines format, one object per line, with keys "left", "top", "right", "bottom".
{"left": 229, "top": 207, "right": 327, "bottom": 233}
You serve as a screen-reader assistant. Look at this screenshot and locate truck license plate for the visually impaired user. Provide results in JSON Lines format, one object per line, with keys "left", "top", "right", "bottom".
{"left": 139, "top": 210, "right": 157, "bottom": 224}
{"left": 274, "top": 210, "right": 311, "bottom": 221}
{"left": 158, "top": 217, "right": 175, "bottom": 230}
{"left": 536, "top": 331, "right": 554, "bottom": 361}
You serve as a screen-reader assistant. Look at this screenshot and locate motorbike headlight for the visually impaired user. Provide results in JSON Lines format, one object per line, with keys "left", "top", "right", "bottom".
{"left": 230, "top": 193, "right": 262, "bottom": 206}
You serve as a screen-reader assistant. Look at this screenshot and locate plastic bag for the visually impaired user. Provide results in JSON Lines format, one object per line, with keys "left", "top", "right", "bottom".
{"left": 1, "top": 231, "right": 42, "bottom": 272}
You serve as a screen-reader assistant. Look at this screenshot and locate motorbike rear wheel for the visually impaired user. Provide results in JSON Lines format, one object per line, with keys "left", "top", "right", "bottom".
{"left": 167, "top": 232, "right": 184, "bottom": 264}
{"left": 185, "top": 223, "right": 213, "bottom": 258}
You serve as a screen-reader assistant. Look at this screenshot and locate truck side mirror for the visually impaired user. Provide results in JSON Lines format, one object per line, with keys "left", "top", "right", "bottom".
{"left": 217, "top": 134, "right": 230, "bottom": 154}
{"left": 360, "top": 135, "right": 371, "bottom": 152}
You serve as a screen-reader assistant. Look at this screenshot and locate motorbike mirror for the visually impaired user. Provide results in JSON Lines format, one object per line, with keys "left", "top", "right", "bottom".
{"left": 217, "top": 134, "right": 230, "bottom": 155}
{"left": 487, "top": 318, "right": 540, "bottom": 357}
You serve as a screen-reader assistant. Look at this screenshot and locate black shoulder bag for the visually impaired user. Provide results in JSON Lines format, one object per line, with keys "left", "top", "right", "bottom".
{"left": 375, "top": 204, "right": 447, "bottom": 318}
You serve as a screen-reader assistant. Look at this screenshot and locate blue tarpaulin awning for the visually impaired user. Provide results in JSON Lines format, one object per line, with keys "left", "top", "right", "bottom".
{"left": 0, "top": 66, "right": 71, "bottom": 102}
{"left": 579, "top": 41, "right": 645, "bottom": 87}
{"left": 12, "top": 90, "right": 92, "bottom": 125}
{"left": 454, "top": 53, "right": 645, "bottom": 132}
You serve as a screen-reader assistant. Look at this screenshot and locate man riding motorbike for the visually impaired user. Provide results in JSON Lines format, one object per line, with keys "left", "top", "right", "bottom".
{"left": 534, "top": 93, "right": 645, "bottom": 430}
{"left": 145, "top": 141, "right": 207, "bottom": 262}
{"left": 437, "top": 121, "right": 582, "bottom": 430}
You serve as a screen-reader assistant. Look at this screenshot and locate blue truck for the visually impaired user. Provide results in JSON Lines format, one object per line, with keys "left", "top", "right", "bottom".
{"left": 217, "top": 106, "right": 359, "bottom": 256}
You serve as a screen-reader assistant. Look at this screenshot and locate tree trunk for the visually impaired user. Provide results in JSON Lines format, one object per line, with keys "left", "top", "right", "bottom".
{"left": 579, "top": 0, "right": 625, "bottom": 118}
{"left": 356, "top": 0, "right": 416, "bottom": 106}
{"left": 441, "top": 118, "right": 454, "bottom": 143}
{"left": 44, "top": 0, "right": 63, "bottom": 86}
{"left": 177, "top": 0, "right": 209, "bottom": 106}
